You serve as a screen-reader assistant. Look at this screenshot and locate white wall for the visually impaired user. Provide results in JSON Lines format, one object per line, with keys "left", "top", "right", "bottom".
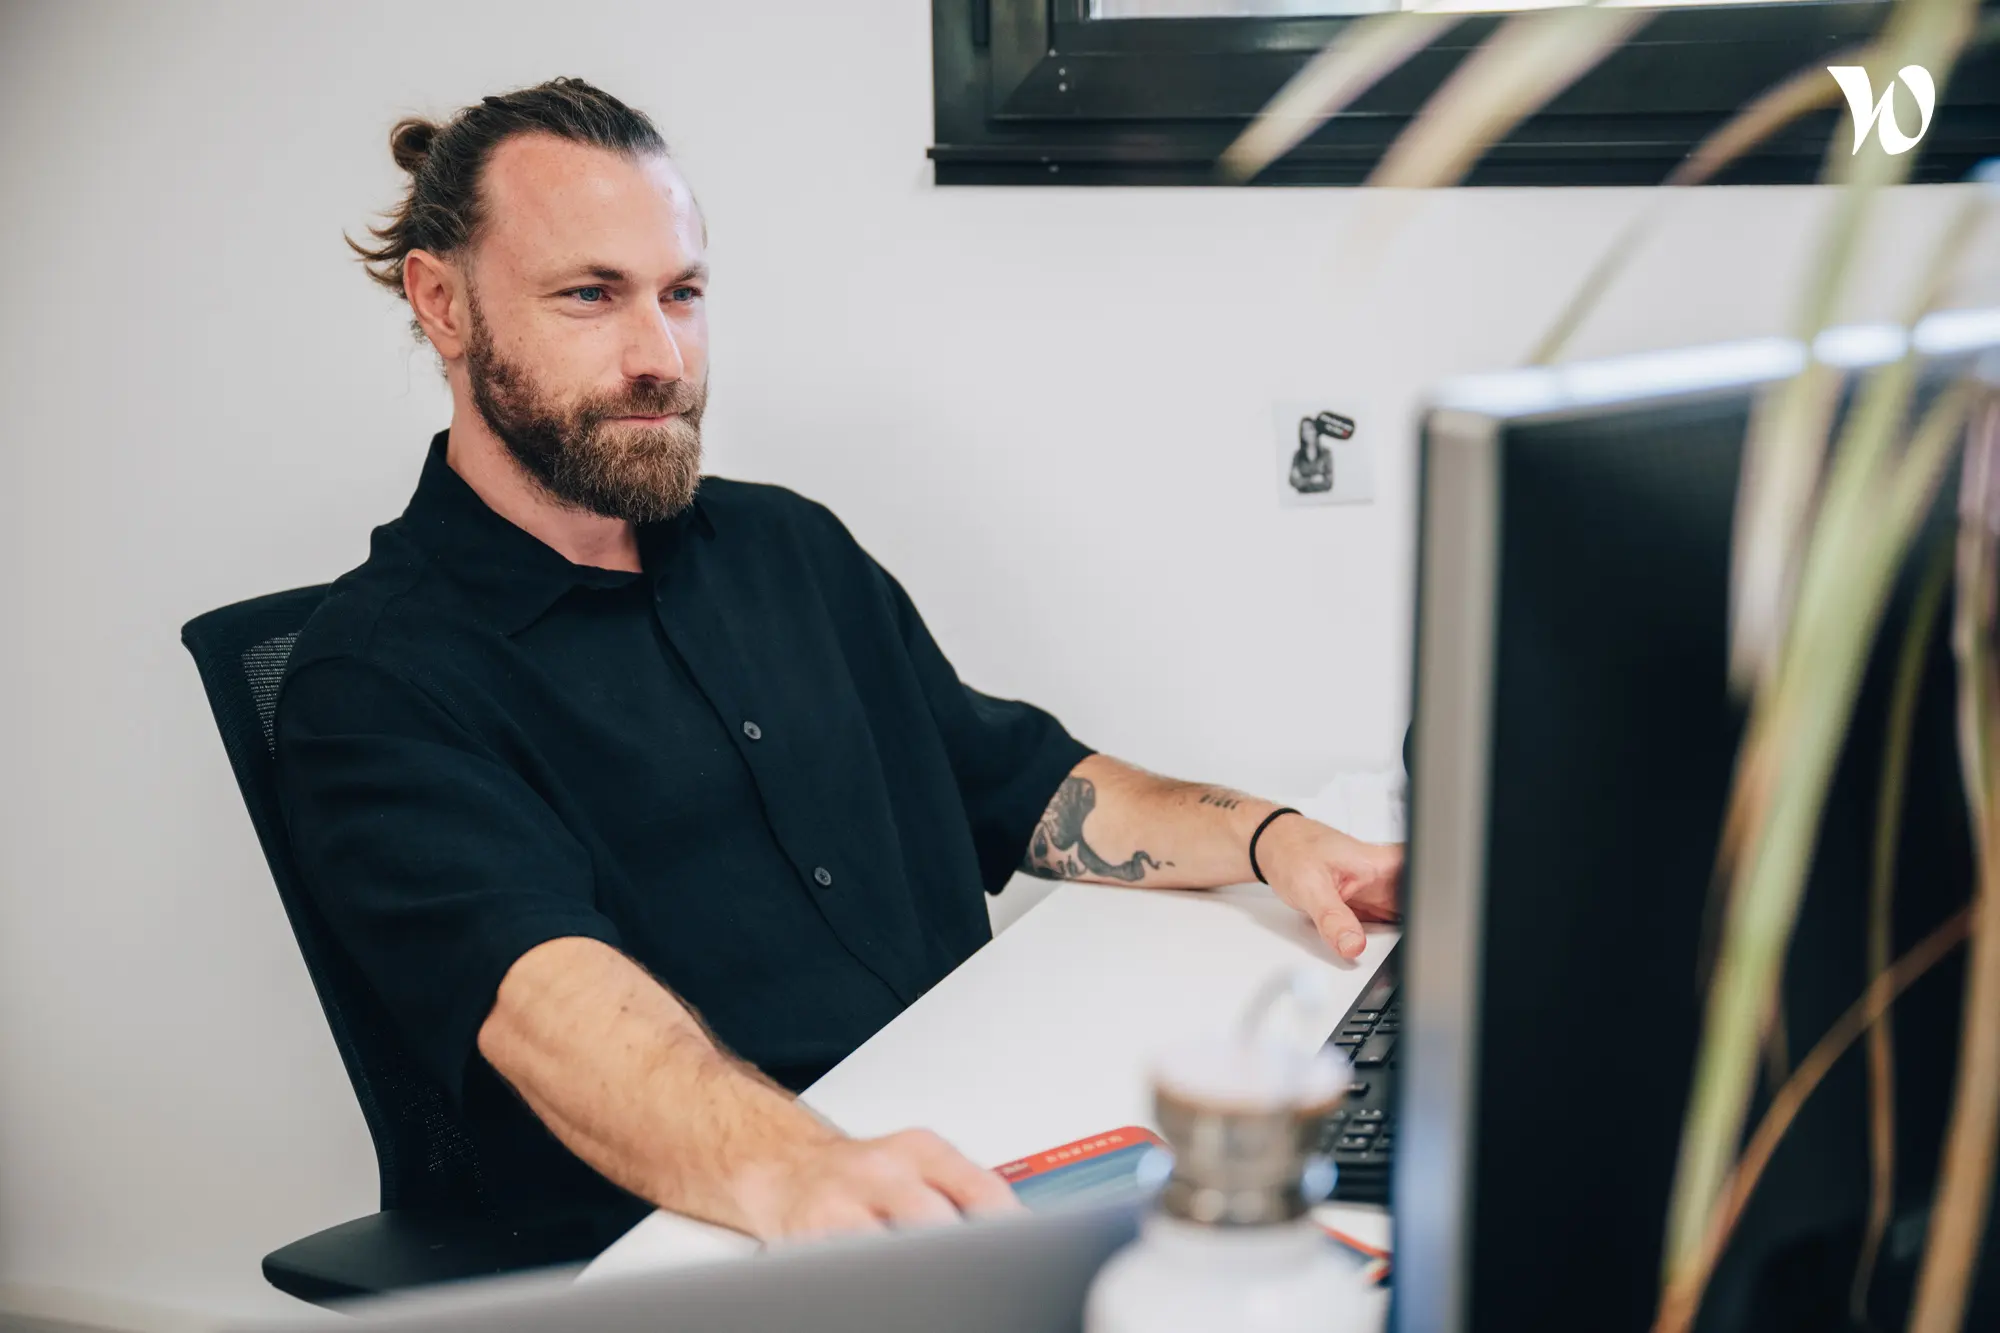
{"left": 1, "top": 0, "right": 1993, "bottom": 1321}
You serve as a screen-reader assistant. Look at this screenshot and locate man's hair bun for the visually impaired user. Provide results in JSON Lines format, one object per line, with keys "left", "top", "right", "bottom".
{"left": 388, "top": 117, "right": 438, "bottom": 174}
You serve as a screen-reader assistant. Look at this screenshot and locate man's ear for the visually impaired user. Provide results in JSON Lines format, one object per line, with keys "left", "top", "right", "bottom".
{"left": 404, "top": 249, "right": 469, "bottom": 360}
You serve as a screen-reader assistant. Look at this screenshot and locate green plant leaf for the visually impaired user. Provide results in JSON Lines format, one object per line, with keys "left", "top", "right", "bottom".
{"left": 1532, "top": 38, "right": 1869, "bottom": 367}
{"left": 1658, "top": 375, "right": 1977, "bottom": 1333}
{"left": 1655, "top": 904, "right": 1973, "bottom": 1333}
{"left": 1727, "top": 0, "right": 1982, "bottom": 692}
{"left": 1218, "top": 10, "right": 1464, "bottom": 184}
{"left": 1366, "top": 5, "right": 1650, "bottom": 190}
{"left": 1728, "top": 363, "right": 1847, "bottom": 693}
{"left": 1675, "top": 185, "right": 1991, "bottom": 1316}
{"left": 1667, "top": 49, "right": 1860, "bottom": 191}
{"left": 1909, "top": 392, "right": 2000, "bottom": 1333}
{"left": 1853, "top": 536, "right": 1953, "bottom": 1324}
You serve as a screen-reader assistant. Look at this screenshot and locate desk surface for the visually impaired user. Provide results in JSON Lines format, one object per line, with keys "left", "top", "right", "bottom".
{"left": 582, "top": 880, "right": 1398, "bottom": 1282}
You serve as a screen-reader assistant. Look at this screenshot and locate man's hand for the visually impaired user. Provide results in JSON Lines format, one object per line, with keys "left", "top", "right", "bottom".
{"left": 730, "top": 1129, "right": 1025, "bottom": 1240}
{"left": 1255, "top": 814, "right": 1403, "bottom": 960}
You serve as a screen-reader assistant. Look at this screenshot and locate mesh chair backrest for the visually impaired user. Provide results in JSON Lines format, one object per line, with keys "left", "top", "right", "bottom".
{"left": 182, "top": 588, "right": 487, "bottom": 1214}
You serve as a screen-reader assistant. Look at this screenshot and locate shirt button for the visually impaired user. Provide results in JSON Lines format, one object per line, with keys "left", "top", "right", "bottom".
{"left": 741, "top": 720, "right": 763, "bottom": 741}
{"left": 813, "top": 866, "right": 834, "bottom": 888}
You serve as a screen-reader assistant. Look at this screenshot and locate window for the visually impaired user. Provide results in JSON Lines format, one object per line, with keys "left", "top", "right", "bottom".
{"left": 929, "top": 0, "right": 2000, "bottom": 185}
{"left": 1092, "top": 1, "right": 1395, "bottom": 14}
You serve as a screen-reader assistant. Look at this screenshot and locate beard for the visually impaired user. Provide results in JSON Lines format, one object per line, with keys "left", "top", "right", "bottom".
{"left": 464, "top": 297, "right": 705, "bottom": 525}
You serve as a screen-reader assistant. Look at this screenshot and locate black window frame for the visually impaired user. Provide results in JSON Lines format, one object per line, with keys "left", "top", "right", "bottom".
{"left": 930, "top": 0, "right": 2000, "bottom": 185}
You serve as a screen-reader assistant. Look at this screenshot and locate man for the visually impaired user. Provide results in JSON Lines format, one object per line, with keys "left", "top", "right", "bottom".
{"left": 278, "top": 77, "right": 1402, "bottom": 1252}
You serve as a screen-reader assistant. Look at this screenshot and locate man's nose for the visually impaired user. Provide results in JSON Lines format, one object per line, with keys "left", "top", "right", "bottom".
{"left": 624, "top": 302, "right": 687, "bottom": 383}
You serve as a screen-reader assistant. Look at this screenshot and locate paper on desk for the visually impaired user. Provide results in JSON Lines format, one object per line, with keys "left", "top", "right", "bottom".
{"left": 581, "top": 883, "right": 1397, "bottom": 1282}
{"left": 802, "top": 884, "right": 1394, "bottom": 1166}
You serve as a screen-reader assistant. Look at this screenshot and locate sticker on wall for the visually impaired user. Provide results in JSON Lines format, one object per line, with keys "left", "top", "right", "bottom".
{"left": 1276, "top": 401, "right": 1376, "bottom": 507}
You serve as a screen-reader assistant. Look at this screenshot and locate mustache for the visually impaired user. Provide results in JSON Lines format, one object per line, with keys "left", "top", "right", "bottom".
{"left": 587, "top": 378, "right": 706, "bottom": 423}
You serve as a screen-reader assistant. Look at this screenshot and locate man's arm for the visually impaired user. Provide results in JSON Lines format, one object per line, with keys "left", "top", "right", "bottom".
{"left": 1021, "top": 753, "right": 1402, "bottom": 960}
{"left": 477, "top": 937, "right": 1021, "bottom": 1239}
{"left": 281, "top": 656, "right": 1020, "bottom": 1242}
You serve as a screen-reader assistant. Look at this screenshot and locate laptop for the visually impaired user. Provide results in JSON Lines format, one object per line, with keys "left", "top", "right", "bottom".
{"left": 230, "top": 1197, "right": 1142, "bottom": 1333}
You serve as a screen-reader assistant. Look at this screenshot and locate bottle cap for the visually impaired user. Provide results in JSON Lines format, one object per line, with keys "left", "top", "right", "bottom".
{"left": 1149, "top": 1038, "right": 1349, "bottom": 1226}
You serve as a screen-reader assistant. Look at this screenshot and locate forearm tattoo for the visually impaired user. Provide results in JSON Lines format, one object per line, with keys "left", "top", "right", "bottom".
{"left": 1022, "top": 777, "right": 1169, "bottom": 882}
{"left": 1024, "top": 772, "right": 1168, "bottom": 876}
{"left": 1198, "top": 790, "right": 1243, "bottom": 810}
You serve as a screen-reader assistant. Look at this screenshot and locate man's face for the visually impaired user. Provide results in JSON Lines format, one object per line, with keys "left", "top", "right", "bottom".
{"left": 458, "top": 135, "right": 710, "bottom": 524}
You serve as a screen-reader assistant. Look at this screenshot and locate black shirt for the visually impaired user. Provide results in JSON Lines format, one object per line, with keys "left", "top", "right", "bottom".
{"left": 275, "top": 433, "right": 1090, "bottom": 1230}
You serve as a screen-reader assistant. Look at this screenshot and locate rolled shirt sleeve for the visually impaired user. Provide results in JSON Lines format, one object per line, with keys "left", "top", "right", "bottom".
{"left": 275, "top": 655, "right": 623, "bottom": 1101}
{"left": 870, "top": 562, "right": 1093, "bottom": 894}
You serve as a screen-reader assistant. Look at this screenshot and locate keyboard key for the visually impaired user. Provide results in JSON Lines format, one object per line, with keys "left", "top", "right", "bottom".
{"left": 1352, "top": 1108, "right": 1385, "bottom": 1122}
{"left": 1346, "top": 1081, "right": 1370, "bottom": 1097}
{"left": 1335, "top": 1135, "right": 1374, "bottom": 1152}
{"left": 1355, "top": 1034, "right": 1397, "bottom": 1067}
{"left": 1357, "top": 973, "right": 1398, "bottom": 1008}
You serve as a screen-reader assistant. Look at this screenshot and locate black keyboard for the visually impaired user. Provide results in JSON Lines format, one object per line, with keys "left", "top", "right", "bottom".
{"left": 1319, "top": 945, "right": 1399, "bottom": 1204}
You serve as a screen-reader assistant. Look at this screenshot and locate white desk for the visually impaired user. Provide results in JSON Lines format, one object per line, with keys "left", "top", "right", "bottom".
{"left": 582, "top": 880, "right": 1398, "bottom": 1284}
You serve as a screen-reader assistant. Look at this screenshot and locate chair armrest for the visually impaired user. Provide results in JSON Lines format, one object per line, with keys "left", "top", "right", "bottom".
{"left": 263, "top": 1208, "right": 606, "bottom": 1307}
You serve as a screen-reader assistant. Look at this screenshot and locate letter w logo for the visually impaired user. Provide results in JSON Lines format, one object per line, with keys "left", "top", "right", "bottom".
{"left": 1827, "top": 65, "right": 1936, "bottom": 156}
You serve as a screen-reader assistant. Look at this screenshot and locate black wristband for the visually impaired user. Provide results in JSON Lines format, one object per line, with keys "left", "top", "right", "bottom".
{"left": 1248, "top": 807, "right": 1301, "bottom": 885}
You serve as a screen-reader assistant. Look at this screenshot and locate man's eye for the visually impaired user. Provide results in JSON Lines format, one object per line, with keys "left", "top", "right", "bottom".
{"left": 570, "top": 286, "right": 608, "bottom": 304}
{"left": 668, "top": 286, "right": 702, "bottom": 304}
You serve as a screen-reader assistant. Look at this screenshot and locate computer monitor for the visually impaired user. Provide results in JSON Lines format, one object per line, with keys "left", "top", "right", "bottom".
{"left": 1397, "top": 313, "right": 1999, "bottom": 1333}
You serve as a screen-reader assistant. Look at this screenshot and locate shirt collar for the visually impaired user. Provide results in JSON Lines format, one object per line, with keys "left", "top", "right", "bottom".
{"left": 399, "top": 431, "right": 714, "bottom": 635}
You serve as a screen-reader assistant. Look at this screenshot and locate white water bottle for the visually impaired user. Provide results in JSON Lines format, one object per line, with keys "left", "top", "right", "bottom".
{"left": 1084, "top": 1036, "right": 1375, "bottom": 1333}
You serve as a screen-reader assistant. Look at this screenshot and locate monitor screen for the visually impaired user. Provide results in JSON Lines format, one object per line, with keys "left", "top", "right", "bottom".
{"left": 1399, "top": 332, "right": 1990, "bottom": 1333}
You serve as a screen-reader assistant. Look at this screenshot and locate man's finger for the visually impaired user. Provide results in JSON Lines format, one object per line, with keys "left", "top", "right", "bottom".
{"left": 912, "top": 1140, "right": 1025, "bottom": 1216}
{"left": 783, "top": 1198, "right": 886, "bottom": 1242}
{"left": 1315, "top": 895, "right": 1366, "bottom": 960}
{"left": 1342, "top": 880, "right": 1400, "bottom": 922}
{"left": 877, "top": 1182, "right": 964, "bottom": 1229}
{"left": 1330, "top": 843, "right": 1401, "bottom": 894}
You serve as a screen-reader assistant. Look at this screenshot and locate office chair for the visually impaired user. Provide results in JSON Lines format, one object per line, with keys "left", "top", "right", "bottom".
{"left": 182, "top": 588, "right": 604, "bottom": 1306}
